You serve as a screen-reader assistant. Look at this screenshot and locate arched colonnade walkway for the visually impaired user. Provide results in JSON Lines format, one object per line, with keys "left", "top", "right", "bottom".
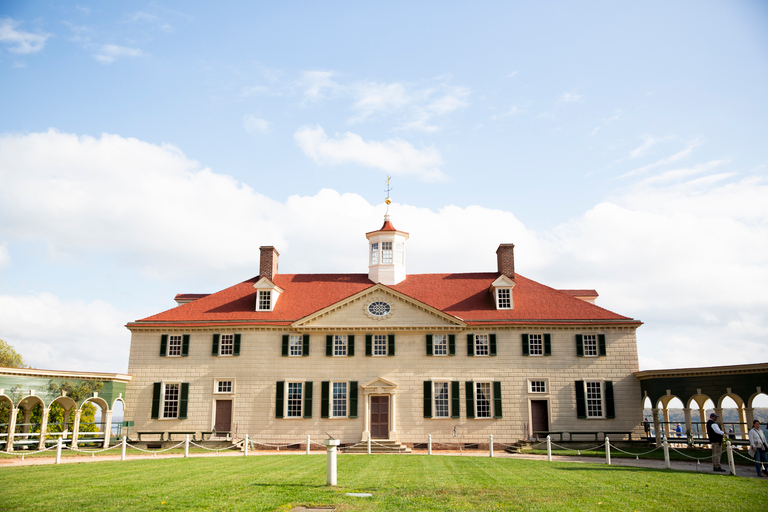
{"left": 0, "top": 367, "right": 131, "bottom": 451}
{"left": 635, "top": 362, "right": 768, "bottom": 444}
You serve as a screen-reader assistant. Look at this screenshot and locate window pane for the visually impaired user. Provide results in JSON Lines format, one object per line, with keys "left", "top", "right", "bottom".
{"left": 258, "top": 290, "right": 271, "bottom": 310}
{"left": 163, "top": 383, "right": 179, "bottom": 418}
{"left": 332, "top": 382, "right": 347, "bottom": 417}
{"left": 476, "top": 382, "right": 491, "bottom": 418}
{"left": 530, "top": 381, "right": 546, "bottom": 393}
{"left": 334, "top": 335, "right": 347, "bottom": 356}
{"left": 583, "top": 335, "right": 598, "bottom": 356}
{"left": 382, "top": 242, "right": 392, "bottom": 264}
{"left": 373, "top": 335, "right": 387, "bottom": 356}
{"left": 289, "top": 335, "right": 303, "bottom": 356}
{"left": 434, "top": 382, "right": 449, "bottom": 418}
{"left": 217, "top": 381, "right": 233, "bottom": 393}
{"left": 287, "top": 382, "right": 303, "bottom": 417}
{"left": 497, "top": 288, "right": 511, "bottom": 309}
{"left": 475, "top": 334, "right": 489, "bottom": 356}
{"left": 433, "top": 335, "right": 447, "bottom": 356}
{"left": 529, "top": 334, "right": 543, "bottom": 356}
{"left": 168, "top": 335, "right": 182, "bottom": 356}
{"left": 220, "top": 334, "right": 234, "bottom": 355}
{"left": 370, "top": 242, "right": 379, "bottom": 265}
{"left": 586, "top": 381, "right": 603, "bottom": 417}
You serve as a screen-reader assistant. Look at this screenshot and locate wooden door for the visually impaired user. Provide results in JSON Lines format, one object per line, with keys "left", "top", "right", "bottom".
{"left": 214, "top": 400, "right": 232, "bottom": 433}
{"left": 531, "top": 400, "right": 548, "bottom": 435}
{"left": 370, "top": 396, "right": 389, "bottom": 439}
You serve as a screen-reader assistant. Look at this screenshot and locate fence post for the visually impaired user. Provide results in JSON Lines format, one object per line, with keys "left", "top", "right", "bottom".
{"left": 121, "top": 435, "right": 127, "bottom": 461}
{"left": 55, "top": 437, "right": 62, "bottom": 465}
{"left": 307, "top": 434, "right": 311, "bottom": 455}
{"left": 244, "top": 434, "right": 249, "bottom": 456}
{"left": 489, "top": 434, "right": 494, "bottom": 458}
{"left": 726, "top": 440, "right": 736, "bottom": 475}
{"left": 184, "top": 435, "right": 189, "bottom": 458}
{"left": 428, "top": 434, "right": 432, "bottom": 455}
{"left": 547, "top": 435, "right": 552, "bottom": 462}
{"left": 662, "top": 436, "right": 670, "bottom": 469}
{"left": 605, "top": 436, "right": 611, "bottom": 465}
{"left": 367, "top": 436, "right": 371, "bottom": 455}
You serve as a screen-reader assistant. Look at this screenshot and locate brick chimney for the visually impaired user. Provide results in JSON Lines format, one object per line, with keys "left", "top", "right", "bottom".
{"left": 259, "top": 246, "right": 279, "bottom": 281}
{"left": 496, "top": 244, "right": 515, "bottom": 278}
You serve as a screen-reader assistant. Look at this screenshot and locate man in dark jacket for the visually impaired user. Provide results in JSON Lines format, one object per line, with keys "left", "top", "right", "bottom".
{"left": 706, "top": 412, "right": 726, "bottom": 472}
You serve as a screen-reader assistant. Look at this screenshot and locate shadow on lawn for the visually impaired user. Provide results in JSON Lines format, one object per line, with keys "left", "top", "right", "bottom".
{"left": 250, "top": 483, "right": 328, "bottom": 488}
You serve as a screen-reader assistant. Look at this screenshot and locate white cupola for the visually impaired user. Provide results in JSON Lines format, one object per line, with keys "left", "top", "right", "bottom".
{"left": 366, "top": 214, "right": 409, "bottom": 285}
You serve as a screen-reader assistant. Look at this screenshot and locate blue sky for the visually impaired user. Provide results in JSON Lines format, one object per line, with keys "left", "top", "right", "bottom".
{"left": 0, "top": 1, "right": 767, "bottom": 375}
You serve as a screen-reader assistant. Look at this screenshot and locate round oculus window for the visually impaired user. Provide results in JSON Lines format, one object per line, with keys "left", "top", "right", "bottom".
{"left": 367, "top": 301, "right": 391, "bottom": 316}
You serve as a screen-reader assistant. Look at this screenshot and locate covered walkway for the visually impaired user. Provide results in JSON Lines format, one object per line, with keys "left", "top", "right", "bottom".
{"left": 0, "top": 367, "right": 131, "bottom": 451}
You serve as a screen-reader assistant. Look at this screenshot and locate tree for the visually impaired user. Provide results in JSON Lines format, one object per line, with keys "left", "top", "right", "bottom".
{"left": 0, "top": 339, "right": 27, "bottom": 368}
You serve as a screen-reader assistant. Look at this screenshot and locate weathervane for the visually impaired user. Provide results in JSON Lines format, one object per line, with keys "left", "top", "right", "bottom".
{"left": 384, "top": 175, "right": 392, "bottom": 214}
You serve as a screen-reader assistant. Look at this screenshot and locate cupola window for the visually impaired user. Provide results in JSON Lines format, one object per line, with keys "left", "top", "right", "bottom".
{"left": 370, "top": 242, "right": 379, "bottom": 265}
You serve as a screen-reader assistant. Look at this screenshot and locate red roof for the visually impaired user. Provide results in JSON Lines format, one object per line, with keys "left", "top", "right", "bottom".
{"left": 130, "top": 272, "right": 637, "bottom": 328}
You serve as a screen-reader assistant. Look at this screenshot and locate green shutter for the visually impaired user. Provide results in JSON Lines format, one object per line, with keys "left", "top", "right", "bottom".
{"left": 303, "top": 334, "right": 310, "bottom": 356}
{"left": 349, "top": 381, "right": 358, "bottom": 418}
{"left": 522, "top": 334, "right": 529, "bottom": 356}
{"left": 212, "top": 334, "right": 220, "bottom": 356}
{"left": 451, "top": 381, "right": 460, "bottom": 418}
{"left": 426, "top": 335, "right": 433, "bottom": 356}
{"left": 326, "top": 335, "right": 333, "bottom": 356}
{"left": 151, "top": 382, "right": 161, "bottom": 419}
{"left": 448, "top": 335, "right": 456, "bottom": 356}
{"left": 321, "top": 381, "right": 330, "bottom": 418}
{"left": 575, "top": 381, "right": 586, "bottom": 418}
{"left": 467, "top": 334, "right": 474, "bottom": 356}
{"left": 233, "top": 334, "right": 241, "bottom": 356}
{"left": 366, "top": 335, "right": 372, "bottom": 356}
{"left": 544, "top": 333, "right": 551, "bottom": 356}
{"left": 605, "top": 381, "right": 615, "bottom": 418}
{"left": 493, "top": 381, "right": 502, "bottom": 419}
{"left": 304, "top": 381, "right": 313, "bottom": 418}
{"left": 599, "top": 334, "right": 607, "bottom": 356}
{"left": 423, "top": 381, "right": 432, "bottom": 418}
{"left": 178, "top": 383, "right": 189, "bottom": 419}
{"left": 282, "top": 335, "right": 289, "bottom": 356}
{"left": 388, "top": 334, "right": 395, "bottom": 356}
{"left": 160, "top": 335, "right": 167, "bottom": 356}
{"left": 348, "top": 335, "right": 355, "bottom": 356}
{"left": 465, "top": 381, "right": 475, "bottom": 419}
{"left": 576, "top": 335, "right": 584, "bottom": 357}
{"left": 490, "top": 334, "right": 497, "bottom": 356}
{"left": 181, "top": 334, "right": 190, "bottom": 356}
{"left": 275, "top": 381, "right": 285, "bottom": 418}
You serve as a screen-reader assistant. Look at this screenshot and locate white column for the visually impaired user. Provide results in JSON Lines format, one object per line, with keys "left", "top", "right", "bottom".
{"left": 389, "top": 393, "right": 397, "bottom": 441}
{"left": 102, "top": 410, "right": 114, "bottom": 448}
{"left": 121, "top": 435, "right": 127, "bottom": 461}
{"left": 306, "top": 434, "right": 310, "bottom": 455}
{"left": 71, "top": 409, "right": 82, "bottom": 450}
{"left": 37, "top": 408, "right": 50, "bottom": 451}
{"left": 362, "top": 392, "right": 370, "bottom": 441}
{"left": 6, "top": 408, "right": 18, "bottom": 452}
{"left": 324, "top": 439, "right": 340, "bottom": 486}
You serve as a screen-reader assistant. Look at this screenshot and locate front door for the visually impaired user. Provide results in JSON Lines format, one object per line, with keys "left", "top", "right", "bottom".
{"left": 531, "top": 400, "right": 548, "bottom": 435}
{"left": 214, "top": 400, "right": 232, "bottom": 433}
{"left": 370, "top": 396, "right": 389, "bottom": 439}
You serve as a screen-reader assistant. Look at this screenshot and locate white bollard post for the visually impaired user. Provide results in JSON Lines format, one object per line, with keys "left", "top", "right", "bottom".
{"left": 663, "top": 436, "right": 670, "bottom": 469}
{"left": 547, "top": 435, "right": 552, "bottom": 461}
{"left": 605, "top": 436, "right": 611, "bottom": 465}
{"left": 244, "top": 434, "right": 249, "bottom": 456}
{"left": 307, "top": 435, "right": 310, "bottom": 455}
{"left": 489, "top": 434, "right": 493, "bottom": 458}
{"left": 121, "top": 435, "right": 127, "bottom": 461}
{"left": 324, "top": 439, "right": 340, "bottom": 486}
{"left": 428, "top": 434, "right": 432, "bottom": 455}
{"left": 367, "top": 436, "right": 371, "bottom": 455}
{"left": 184, "top": 435, "right": 189, "bottom": 458}
{"left": 727, "top": 440, "right": 736, "bottom": 475}
{"left": 55, "top": 437, "right": 62, "bottom": 465}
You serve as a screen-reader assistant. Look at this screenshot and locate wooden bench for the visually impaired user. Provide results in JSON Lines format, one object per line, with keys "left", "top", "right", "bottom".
{"left": 136, "top": 431, "right": 166, "bottom": 441}
{"left": 535, "top": 431, "right": 634, "bottom": 442}
{"left": 167, "top": 431, "right": 198, "bottom": 441}
{"left": 534, "top": 431, "right": 569, "bottom": 441}
{"left": 199, "top": 431, "right": 230, "bottom": 441}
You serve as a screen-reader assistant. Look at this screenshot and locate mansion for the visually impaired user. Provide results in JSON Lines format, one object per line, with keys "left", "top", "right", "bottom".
{"left": 124, "top": 213, "right": 643, "bottom": 446}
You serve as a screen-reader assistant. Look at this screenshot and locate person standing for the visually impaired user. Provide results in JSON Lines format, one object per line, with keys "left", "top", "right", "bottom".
{"left": 643, "top": 417, "right": 651, "bottom": 439}
{"left": 748, "top": 420, "right": 768, "bottom": 478}
{"left": 706, "top": 413, "right": 726, "bottom": 472}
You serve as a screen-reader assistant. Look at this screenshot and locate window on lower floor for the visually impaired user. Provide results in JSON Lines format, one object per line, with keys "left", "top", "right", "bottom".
{"left": 434, "top": 382, "right": 450, "bottom": 418}
{"left": 216, "top": 380, "right": 233, "bottom": 394}
{"left": 332, "top": 382, "right": 347, "bottom": 417}
{"left": 529, "top": 380, "right": 547, "bottom": 393}
{"left": 162, "top": 384, "right": 179, "bottom": 418}
{"left": 585, "top": 381, "right": 603, "bottom": 418}
{"left": 287, "top": 382, "right": 303, "bottom": 418}
{"left": 475, "top": 382, "right": 492, "bottom": 418}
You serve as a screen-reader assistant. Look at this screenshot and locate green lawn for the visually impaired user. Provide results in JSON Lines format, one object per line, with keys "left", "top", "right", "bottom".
{"left": 2, "top": 454, "right": 766, "bottom": 511}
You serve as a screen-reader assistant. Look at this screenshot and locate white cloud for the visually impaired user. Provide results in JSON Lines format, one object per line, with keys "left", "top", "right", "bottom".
{"left": 94, "top": 44, "right": 144, "bottom": 64}
{"left": 0, "top": 18, "right": 51, "bottom": 54}
{"left": 294, "top": 125, "right": 445, "bottom": 181}
{"left": 243, "top": 114, "right": 271, "bottom": 134}
{"left": 492, "top": 105, "right": 524, "bottom": 120}
{"left": 559, "top": 91, "right": 584, "bottom": 103}
{"left": 621, "top": 139, "right": 701, "bottom": 178}
{"left": 300, "top": 70, "right": 339, "bottom": 100}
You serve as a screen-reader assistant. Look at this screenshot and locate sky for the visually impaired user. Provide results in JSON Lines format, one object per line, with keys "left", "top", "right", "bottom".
{"left": 0, "top": 1, "right": 767, "bottom": 376}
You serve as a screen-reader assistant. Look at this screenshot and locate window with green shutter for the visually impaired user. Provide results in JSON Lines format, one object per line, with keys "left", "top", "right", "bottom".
{"left": 151, "top": 382, "right": 161, "bottom": 419}
{"left": 575, "top": 380, "right": 586, "bottom": 418}
{"left": 160, "top": 335, "right": 168, "bottom": 356}
{"left": 388, "top": 334, "right": 395, "bottom": 356}
{"left": 522, "top": 333, "right": 529, "bottom": 356}
{"left": 426, "top": 335, "right": 433, "bottom": 356}
{"left": 282, "top": 335, "right": 290, "bottom": 356}
{"left": 233, "top": 334, "right": 241, "bottom": 355}
{"left": 465, "top": 381, "right": 475, "bottom": 419}
{"left": 212, "top": 334, "right": 220, "bottom": 356}
{"left": 321, "top": 381, "right": 330, "bottom": 418}
{"left": 178, "top": 383, "right": 189, "bottom": 419}
{"left": 493, "top": 381, "right": 502, "bottom": 419}
{"left": 275, "top": 381, "right": 285, "bottom": 418}
{"left": 303, "top": 381, "right": 313, "bottom": 418}
{"left": 423, "top": 381, "right": 432, "bottom": 418}
{"left": 302, "top": 334, "right": 310, "bottom": 356}
{"left": 349, "top": 382, "right": 358, "bottom": 418}
{"left": 451, "top": 381, "right": 460, "bottom": 418}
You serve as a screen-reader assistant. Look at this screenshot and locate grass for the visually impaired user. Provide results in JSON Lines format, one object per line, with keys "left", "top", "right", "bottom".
{"left": 2, "top": 454, "right": 766, "bottom": 511}
{"left": 521, "top": 446, "right": 757, "bottom": 465}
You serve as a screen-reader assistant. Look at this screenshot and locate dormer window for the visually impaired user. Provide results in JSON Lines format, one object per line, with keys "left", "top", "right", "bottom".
{"left": 258, "top": 290, "right": 271, "bottom": 310}
{"left": 490, "top": 275, "right": 515, "bottom": 310}
{"left": 254, "top": 277, "right": 283, "bottom": 312}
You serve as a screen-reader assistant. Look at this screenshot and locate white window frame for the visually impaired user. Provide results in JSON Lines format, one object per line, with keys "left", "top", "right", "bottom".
{"left": 395, "top": 241, "right": 404, "bottom": 265}
{"left": 285, "top": 381, "right": 304, "bottom": 418}
{"left": 257, "top": 290, "right": 272, "bottom": 311}
{"left": 334, "top": 335, "right": 347, "bottom": 357}
{"left": 214, "top": 379, "right": 235, "bottom": 394}
{"left": 161, "top": 382, "right": 181, "bottom": 419}
{"left": 433, "top": 334, "right": 448, "bottom": 356}
{"left": 219, "top": 334, "right": 234, "bottom": 356}
{"left": 433, "top": 381, "right": 450, "bottom": 419}
{"left": 474, "top": 381, "right": 493, "bottom": 419}
{"left": 474, "top": 334, "right": 489, "bottom": 356}
{"left": 370, "top": 242, "right": 379, "bottom": 265}
{"left": 496, "top": 288, "right": 512, "bottom": 309}
{"left": 381, "top": 241, "right": 393, "bottom": 264}
{"left": 331, "top": 381, "right": 348, "bottom": 418}
{"left": 529, "top": 334, "right": 544, "bottom": 356}
{"left": 528, "top": 379, "right": 547, "bottom": 394}
{"left": 583, "top": 334, "right": 598, "bottom": 357}
{"left": 373, "top": 334, "right": 387, "bottom": 356}
{"left": 289, "top": 335, "right": 303, "bottom": 357}
{"left": 167, "top": 335, "right": 182, "bottom": 357}
{"left": 584, "top": 380, "right": 605, "bottom": 418}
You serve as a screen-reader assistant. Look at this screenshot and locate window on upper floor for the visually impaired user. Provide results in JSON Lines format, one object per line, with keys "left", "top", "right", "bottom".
{"left": 433, "top": 334, "right": 447, "bottom": 356}
{"left": 370, "top": 242, "right": 379, "bottom": 265}
{"left": 290, "top": 335, "right": 303, "bottom": 356}
{"left": 577, "top": 334, "right": 606, "bottom": 357}
{"left": 167, "top": 335, "right": 182, "bottom": 356}
{"left": 334, "top": 335, "right": 348, "bottom": 356}
{"left": 381, "top": 241, "right": 393, "bottom": 264}
{"left": 528, "top": 334, "right": 543, "bottom": 356}
{"left": 496, "top": 288, "right": 512, "bottom": 309}
{"left": 219, "top": 334, "right": 234, "bottom": 356}
{"left": 474, "top": 334, "right": 489, "bottom": 356}
{"left": 373, "top": 334, "right": 387, "bottom": 356}
{"left": 583, "top": 334, "right": 598, "bottom": 356}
